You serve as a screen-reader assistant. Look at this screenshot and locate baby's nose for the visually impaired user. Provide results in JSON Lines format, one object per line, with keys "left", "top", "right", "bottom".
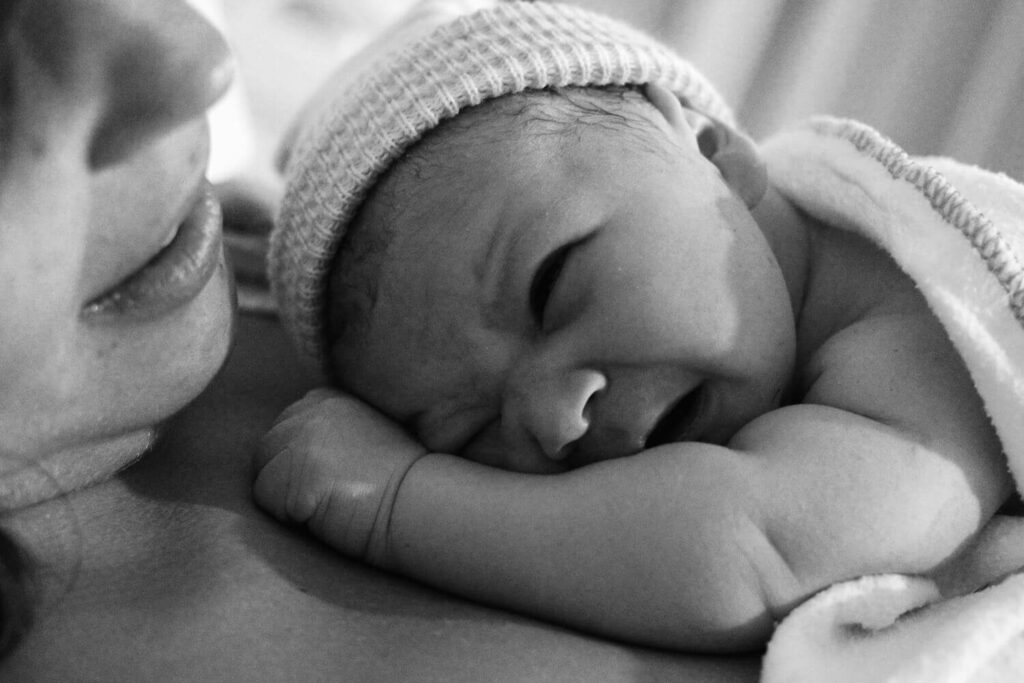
{"left": 505, "top": 368, "right": 606, "bottom": 462}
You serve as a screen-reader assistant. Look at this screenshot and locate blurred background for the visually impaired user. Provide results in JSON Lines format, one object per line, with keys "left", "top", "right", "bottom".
{"left": 196, "top": 0, "right": 1023, "bottom": 189}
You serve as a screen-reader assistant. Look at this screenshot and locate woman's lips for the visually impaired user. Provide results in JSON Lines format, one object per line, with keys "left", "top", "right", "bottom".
{"left": 81, "top": 181, "right": 223, "bottom": 323}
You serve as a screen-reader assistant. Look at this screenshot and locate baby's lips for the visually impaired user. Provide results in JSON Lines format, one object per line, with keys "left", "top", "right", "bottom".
{"left": 644, "top": 383, "right": 709, "bottom": 449}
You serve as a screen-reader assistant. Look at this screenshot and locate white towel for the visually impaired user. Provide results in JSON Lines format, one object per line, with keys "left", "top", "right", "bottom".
{"left": 759, "top": 117, "right": 1024, "bottom": 683}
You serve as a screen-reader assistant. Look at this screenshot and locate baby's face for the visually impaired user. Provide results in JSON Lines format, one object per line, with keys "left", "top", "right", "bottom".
{"left": 333, "top": 94, "right": 796, "bottom": 473}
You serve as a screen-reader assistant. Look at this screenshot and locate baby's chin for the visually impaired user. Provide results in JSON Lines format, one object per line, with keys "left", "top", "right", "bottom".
{"left": 0, "top": 427, "right": 159, "bottom": 511}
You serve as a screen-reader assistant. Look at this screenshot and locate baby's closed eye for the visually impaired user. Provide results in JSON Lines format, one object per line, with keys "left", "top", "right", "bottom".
{"left": 530, "top": 241, "right": 574, "bottom": 326}
{"left": 528, "top": 233, "right": 596, "bottom": 331}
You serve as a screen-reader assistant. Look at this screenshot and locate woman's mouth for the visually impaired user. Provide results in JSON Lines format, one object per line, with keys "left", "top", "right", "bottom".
{"left": 81, "top": 181, "right": 223, "bottom": 323}
{"left": 645, "top": 384, "right": 708, "bottom": 449}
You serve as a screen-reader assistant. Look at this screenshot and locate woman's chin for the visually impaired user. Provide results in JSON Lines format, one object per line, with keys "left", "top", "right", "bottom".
{"left": 0, "top": 428, "right": 158, "bottom": 511}
{"left": 0, "top": 256, "right": 236, "bottom": 512}
{"left": 170, "top": 252, "right": 237, "bottom": 399}
{"left": 123, "top": 249, "right": 236, "bottom": 424}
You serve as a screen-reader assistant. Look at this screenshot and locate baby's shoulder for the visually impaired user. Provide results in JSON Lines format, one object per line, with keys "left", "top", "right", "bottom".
{"left": 798, "top": 299, "right": 994, "bottom": 456}
{"left": 795, "top": 225, "right": 970, "bottom": 425}
{"left": 806, "top": 303, "right": 945, "bottom": 385}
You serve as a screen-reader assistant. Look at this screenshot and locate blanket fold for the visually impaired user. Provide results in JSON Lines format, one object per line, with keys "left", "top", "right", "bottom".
{"left": 759, "top": 117, "right": 1024, "bottom": 683}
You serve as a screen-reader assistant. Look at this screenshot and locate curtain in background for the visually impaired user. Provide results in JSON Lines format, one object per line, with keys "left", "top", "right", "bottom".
{"left": 578, "top": 0, "right": 1023, "bottom": 181}
{"left": 218, "top": 0, "right": 1023, "bottom": 183}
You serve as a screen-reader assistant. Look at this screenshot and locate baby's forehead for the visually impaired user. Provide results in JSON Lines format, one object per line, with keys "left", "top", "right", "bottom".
{"left": 345, "top": 86, "right": 677, "bottom": 255}
{"left": 365, "top": 89, "right": 667, "bottom": 243}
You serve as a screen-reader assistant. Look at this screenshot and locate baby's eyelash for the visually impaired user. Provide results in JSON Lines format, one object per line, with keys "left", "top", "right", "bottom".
{"left": 529, "top": 242, "right": 574, "bottom": 324}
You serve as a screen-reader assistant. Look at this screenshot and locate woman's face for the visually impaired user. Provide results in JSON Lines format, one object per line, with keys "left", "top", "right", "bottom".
{"left": 0, "top": 0, "right": 234, "bottom": 469}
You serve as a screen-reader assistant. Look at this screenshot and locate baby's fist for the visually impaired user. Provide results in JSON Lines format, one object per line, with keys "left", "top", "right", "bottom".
{"left": 252, "top": 388, "right": 426, "bottom": 565}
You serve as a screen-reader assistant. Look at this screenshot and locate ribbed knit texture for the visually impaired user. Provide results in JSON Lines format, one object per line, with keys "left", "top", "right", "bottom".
{"left": 269, "top": 0, "right": 735, "bottom": 368}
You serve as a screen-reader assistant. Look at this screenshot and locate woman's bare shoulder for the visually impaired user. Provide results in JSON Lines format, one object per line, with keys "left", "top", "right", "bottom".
{"left": 0, "top": 315, "right": 757, "bottom": 682}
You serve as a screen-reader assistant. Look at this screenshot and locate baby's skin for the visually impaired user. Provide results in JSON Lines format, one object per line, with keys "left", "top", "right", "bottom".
{"left": 254, "top": 85, "right": 1010, "bottom": 652}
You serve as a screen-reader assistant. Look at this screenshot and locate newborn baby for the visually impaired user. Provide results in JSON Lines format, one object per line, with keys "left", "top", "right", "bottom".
{"left": 255, "top": 0, "right": 1012, "bottom": 653}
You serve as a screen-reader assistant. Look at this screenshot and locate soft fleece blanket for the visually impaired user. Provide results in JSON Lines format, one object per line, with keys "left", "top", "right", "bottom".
{"left": 759, "top": 118, "right": 1024, "bottom": 683}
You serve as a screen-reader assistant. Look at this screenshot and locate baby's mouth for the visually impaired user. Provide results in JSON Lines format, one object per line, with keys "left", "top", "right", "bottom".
{"left": 645, "top": 384, "right": 708, "bottom": 449}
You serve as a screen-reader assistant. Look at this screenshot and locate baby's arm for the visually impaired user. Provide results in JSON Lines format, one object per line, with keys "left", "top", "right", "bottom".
{"left": 254, "top": 353, "right": 1007, "bottom": 654}
{"left": 380, "top": 406, "right": 1003, "bottom": 652}
{"left": 253, "top": 390, "right": 783, "bottom": 650}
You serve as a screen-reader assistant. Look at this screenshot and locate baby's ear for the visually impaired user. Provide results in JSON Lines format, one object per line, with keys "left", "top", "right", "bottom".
{"left": 644, "top": 83, "right": 767, "bottom": 210}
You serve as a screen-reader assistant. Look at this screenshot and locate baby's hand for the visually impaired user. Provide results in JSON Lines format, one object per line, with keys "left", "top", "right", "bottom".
{"left": 252, "top": 388, "right": 426, "bottom": 565}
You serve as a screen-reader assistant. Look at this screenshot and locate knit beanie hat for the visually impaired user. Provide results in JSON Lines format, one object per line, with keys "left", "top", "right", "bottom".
{"left": 269, "top": 0, "right": 735, "bottom": 370}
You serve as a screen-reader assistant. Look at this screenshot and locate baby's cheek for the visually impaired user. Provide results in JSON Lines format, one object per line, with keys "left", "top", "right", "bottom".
{"left": 460, "top": 424, "right": 504, "bottom": 467}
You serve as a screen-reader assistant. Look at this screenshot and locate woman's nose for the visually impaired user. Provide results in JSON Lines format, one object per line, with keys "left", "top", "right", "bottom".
{"left": 70, "top": 0, "right": 234, "bottom": 167}
{"left": 503, "top": 366, "right": 607, "bottom": 462}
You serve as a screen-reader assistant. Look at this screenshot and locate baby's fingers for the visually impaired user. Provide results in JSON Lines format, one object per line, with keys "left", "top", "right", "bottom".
{"left": 253, "top": 423, "right": 288, "bottom": 479}
{"left": 251, "top": 443, "right": 301, "bottom": 523}
{"left": 253, "top": 408, "right": 304, "bottom": 474}
{"left": 252, "top": 441, "right": 336, "bottom": 533}
{"left": 252, "top": 439, "right": 380, "bottom": 558}
{"left": 253, "top": 388, "right": 349, "bottom": 473}
{"left": 275, "top": 386, "right": 345, "bottom": 423}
